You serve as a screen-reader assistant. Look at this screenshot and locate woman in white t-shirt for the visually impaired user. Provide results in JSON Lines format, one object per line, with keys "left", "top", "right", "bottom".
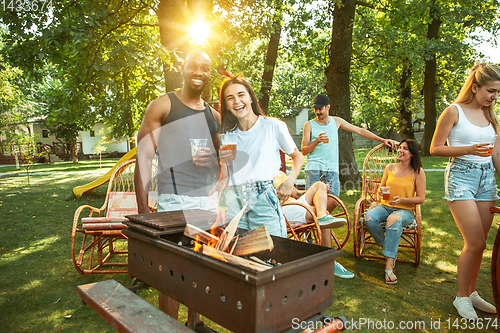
{"left": 431, "top": 63, "right": 500, "bottom": 319}
{"left": 218, "top": 75, "right": 303, "bottom": 237}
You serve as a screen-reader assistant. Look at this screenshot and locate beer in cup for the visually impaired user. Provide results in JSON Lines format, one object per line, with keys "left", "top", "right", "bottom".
{"left": 321, "top": 131, "right": 329, "bottom": 144}
{"left": 480, "top": 134, "right": 497, "bottom": 157}
{"left": 380, "top": 186, "right": 391, "bottom": 201}
{"left": 220, "top": 133, "right": 237, "bottom": 161}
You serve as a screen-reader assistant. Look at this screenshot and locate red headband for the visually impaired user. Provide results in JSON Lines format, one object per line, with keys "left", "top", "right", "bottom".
{"left": 217, "top": 66, "right": 240, "bottom": 79}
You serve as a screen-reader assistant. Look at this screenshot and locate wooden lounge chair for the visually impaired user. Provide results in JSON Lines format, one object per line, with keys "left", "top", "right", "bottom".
{"left": 353, "top": 144, "right": 422, "bottom": 266}
{"left": 71, "top": 159, "right": 157, "bottom": 274}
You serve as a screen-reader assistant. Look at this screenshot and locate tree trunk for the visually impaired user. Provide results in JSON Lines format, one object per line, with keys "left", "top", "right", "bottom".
{"left": 158, "top": 0, "right": 188, "bottom": 92}
{"left": 422, "top": 1, "right": 441, "bottom": 155}
{"left": 399, "top": 59, "right": 415, "bottom": 140}
{"left": 71, "top": 139, "right": 78, "bottom": 163}
{"left": 325, "top": 0, "right": 359, "bottom": 186}
{"left": 259, "top": 2, "right": 283, "bottom": 115}
{"left": 123, "top": 71, "right": 136, "bottom": 150}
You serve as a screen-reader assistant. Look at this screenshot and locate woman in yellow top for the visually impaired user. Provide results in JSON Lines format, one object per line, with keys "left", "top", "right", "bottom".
{"left": 363, "top": 139, "right": 426, "bottom": 284}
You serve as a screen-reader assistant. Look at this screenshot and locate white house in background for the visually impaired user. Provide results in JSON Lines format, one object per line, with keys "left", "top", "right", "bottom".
{"left": 76, "top": 123, "right": 130, "bottom": 155}
{"left": 32, "top": 122, "right": 130, "bottom": 157}
{"left": 1, "top": 120, "right": 130, "bottom": 164}
{"left": 282, "top": 107, "right": 308, "bottom": 135}
{"left": 281, "top": 107, "right": 309, "bottom": 148}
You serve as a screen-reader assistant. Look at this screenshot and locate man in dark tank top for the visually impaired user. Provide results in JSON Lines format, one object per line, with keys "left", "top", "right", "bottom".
{"left": 135, "top": 49, "right": 220, "bottom": 214}
{"left": 134, "top": 50, "right": 221, "bottom": 329}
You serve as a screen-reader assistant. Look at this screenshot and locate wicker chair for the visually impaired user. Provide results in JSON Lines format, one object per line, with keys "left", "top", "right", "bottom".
{"left": 276, "top": 172, "right": 351, "bottom": 249}
{"left": 284, "top": 194, "right": 351, "bottom": 249}
{"left": 353, "top": 144, "right": 422, "bottom": 266}
{"left": 284, "top": 200, "right": 323, "bottom": 245}
{"left": 71, "top": 159, "right": 157, "bottom": 274}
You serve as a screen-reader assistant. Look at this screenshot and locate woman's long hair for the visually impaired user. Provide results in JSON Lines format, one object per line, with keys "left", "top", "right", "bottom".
{"left": 455, "top": 63, "right": 500, "bottom": 134}
{"left": 218, "top": 75, "right": 263, "bottom": 132}
{"left": 400, "top": 139, "right": 422, "bottom": 173}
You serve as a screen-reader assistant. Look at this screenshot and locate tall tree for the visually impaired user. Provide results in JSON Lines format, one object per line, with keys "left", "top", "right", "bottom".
{"left": 1, "top": 0, "right": 169, "bottom": 153}
{"left": 399, "top": 59, "right": 415, "bottom": 140}
{"left": 157, "top": 0, "right": 189, "bottom": 92}
{"left": 325, "top": 0, "right": 359, "bottom": 184}
{"left": 259, "top": 0, "right": 283, "bottom": 114}
{"left": 421, "top": 0, "right": 441, "bottom": 155}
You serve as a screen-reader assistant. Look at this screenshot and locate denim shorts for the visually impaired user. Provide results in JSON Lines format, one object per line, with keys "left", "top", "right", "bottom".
{"left": 224, "top": 181, "right": 286, "bottom": 238}
{"left": 444, "top": 158, "right": 499, "bottom": 202}
{"left": 305, "top": 170, "right": 340, "bottom": 196}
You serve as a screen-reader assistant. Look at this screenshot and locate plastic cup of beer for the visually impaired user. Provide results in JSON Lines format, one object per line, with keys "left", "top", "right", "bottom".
{"left": 480, "top": 134, "right": 497, "bottom": 157}
{"left": 220, "top": 133, "right": 237, "bottom": 161}
{"left": 321, "top": 131, "right": 329, "bottom": 144}
{"left": 380, "top": 186, "right": 391, "bottom": 201}
{"left": 189, "top": 138, "right": 208, "bottom": 163}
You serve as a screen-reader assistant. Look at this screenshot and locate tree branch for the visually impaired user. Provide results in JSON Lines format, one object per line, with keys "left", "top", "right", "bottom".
{"left": 355, "top": 0, "right": 387, "bottom": 12}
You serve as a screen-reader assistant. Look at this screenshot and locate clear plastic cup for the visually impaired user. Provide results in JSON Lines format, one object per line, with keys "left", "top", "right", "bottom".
{"left": 380, "top": 186, "right": 391, "bottom": 201}
{"left": 189, "top": 138, "right": 208, "bottom": 162}
{"left": 321, "top": 131, "right": 329, "bottom": 144}
{"left": 480, "top": 134, "right": 497, "bottom": 157}
{"left": 220, "top": 133, "right": 237, "bottom": 160}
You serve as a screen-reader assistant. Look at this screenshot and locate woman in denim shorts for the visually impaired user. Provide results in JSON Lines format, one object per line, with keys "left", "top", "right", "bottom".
{"left": 217, "top": 75, "right": 303, "bottom": 238}
{"left": 431, "top": 63, "right": 500, "bottom": 319}
{"left": 363, "top": 140, "right": 426, "bottom": 285}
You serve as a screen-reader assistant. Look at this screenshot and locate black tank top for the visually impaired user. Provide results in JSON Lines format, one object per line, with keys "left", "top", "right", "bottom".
{"left": 156, "top": 92, "right": 219, "bottom": 196}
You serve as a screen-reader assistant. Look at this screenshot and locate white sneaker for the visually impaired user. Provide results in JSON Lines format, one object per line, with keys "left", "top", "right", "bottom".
{"left": 453, "top": 296, "right": 478, "bottom": 320}
{"left": 470, "top": 291, "right": 497, "bottom": 314}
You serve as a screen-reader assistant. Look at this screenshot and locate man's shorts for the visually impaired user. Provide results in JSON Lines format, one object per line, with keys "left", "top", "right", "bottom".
{"left": 158, "top": 192, "right": 219, "bottom": 212}
{"left": 305, "top": 170, "right": 340, "bottom": 196}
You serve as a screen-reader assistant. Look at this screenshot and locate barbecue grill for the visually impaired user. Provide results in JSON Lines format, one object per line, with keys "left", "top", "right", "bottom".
{"left": 124, "top": 210, "right": 342, "bottom": 333}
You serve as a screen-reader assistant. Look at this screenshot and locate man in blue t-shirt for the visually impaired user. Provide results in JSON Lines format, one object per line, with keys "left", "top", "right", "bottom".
{"left": 301, "top": 94, "right": 397, "bottom": 278}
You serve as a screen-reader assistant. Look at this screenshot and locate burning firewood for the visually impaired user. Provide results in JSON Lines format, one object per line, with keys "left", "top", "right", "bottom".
{"left": 201, "top": 244, "right": 270, "bottom": 272}
{"left": 183, "top": 224, "right": 219, "bottom": 245}
{"left": 228, "top": 234, "right": 239, "bottom": 255}
{"left": 215, "top": 204, "right": 247, "bottom": 252}
{"left": 232, "top": 226, "right": 274, "bottom": 256}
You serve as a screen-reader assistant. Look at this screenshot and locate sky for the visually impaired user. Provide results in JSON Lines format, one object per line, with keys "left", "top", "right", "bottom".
{"left": 473, "top": 29, "right": 499, "bottom": 64}
{"left": 476, "top": 41, "right": 499, "bottom": 64}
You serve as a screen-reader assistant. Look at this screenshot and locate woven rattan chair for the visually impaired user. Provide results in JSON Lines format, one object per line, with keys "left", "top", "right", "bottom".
{"left": 353, "top": 144, "right": 422, "bottom": 266}
{"left": 284, "top": 194, "right": 351, "bottom": 249}
{"left": 284, "top": 200, "right": 323, "bottom": 245}
{"left": 276, "top": 172, "right": 351, "bottom": 249}
{"left": 71, "top": 159, "right": 157, "bottom": 274}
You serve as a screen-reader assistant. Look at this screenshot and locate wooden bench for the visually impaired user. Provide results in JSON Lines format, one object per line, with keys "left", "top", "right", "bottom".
{"left": 76, "top": 279, "right": 194, "bottom": 333}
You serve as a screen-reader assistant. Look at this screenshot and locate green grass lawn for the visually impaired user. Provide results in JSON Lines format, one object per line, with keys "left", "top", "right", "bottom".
{"left": 0, "top": 156, "right": 499, "bottom": 332}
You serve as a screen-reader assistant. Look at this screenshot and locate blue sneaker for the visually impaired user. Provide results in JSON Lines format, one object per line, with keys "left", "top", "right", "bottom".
{"left": 334, "top": 262, "right": 354, "bottom": 278}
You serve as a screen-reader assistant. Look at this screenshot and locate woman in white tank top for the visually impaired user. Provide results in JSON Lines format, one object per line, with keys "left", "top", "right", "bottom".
{"left": 431, "top": 63, "right": 500, "bottom": 320}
